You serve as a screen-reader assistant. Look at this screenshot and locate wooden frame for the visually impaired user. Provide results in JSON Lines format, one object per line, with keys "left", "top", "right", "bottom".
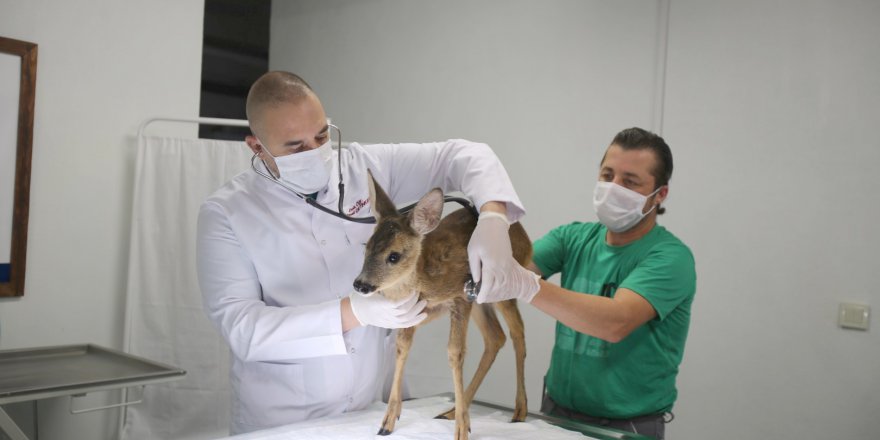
{"left": 0, "top": 37, "right": 37, "bottom": 297}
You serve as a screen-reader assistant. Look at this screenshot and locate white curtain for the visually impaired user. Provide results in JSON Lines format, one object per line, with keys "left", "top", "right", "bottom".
{"left": 122, "top": 136, "right": 252, "bottom": 439}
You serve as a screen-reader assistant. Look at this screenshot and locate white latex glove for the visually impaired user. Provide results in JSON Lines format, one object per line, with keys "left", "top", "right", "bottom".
{"left": 468, "top": 211, "right": 517, "bottom": 297}
{"left": 349, "top": 290, "right": 428, "bottom": 329}
{"left": 476, "top": 263, "right": 541, "bottom": 304}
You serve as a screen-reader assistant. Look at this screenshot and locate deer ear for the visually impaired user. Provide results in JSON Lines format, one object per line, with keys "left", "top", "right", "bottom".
{"left": 366, "top": 169, "right": 398, "bottom": 221}
{"left": 411, "top": 188, "right": 444, "bottom": 235}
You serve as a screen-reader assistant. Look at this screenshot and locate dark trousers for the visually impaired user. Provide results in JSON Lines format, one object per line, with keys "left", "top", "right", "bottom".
{"left": 541, "top": 392, "right": 668, "bottom": 440}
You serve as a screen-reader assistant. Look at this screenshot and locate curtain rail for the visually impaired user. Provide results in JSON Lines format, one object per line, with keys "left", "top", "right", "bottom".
{"left": 137, "top": 117, "right": 356, "bottom": 148}
{"left": 137, "top": 117, "right": 250, "bottom": 138}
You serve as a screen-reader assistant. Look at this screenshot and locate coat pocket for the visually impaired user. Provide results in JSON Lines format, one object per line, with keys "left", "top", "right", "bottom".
{"left": 237, "top": 361, "right": 305, "bottom": 428}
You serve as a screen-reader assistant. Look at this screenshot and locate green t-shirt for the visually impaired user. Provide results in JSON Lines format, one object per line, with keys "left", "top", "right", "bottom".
{"left": 533, "top": 222, "right": 696, "bottom": 419}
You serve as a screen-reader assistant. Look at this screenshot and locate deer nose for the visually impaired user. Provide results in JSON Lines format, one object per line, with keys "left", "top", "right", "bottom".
{"left": 353, "top": 279, "right": 376, "bottom": 294}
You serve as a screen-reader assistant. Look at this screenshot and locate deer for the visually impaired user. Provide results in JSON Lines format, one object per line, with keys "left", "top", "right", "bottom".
{"left": 352, "top": 170, "right": 532, "bottom": 440}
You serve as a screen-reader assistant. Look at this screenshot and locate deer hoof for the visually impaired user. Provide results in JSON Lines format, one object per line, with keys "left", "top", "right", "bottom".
{"left": 377, "top": 428, "right": 392, "bottom": 436}
{"left": 434, "top": 407, "right": 455, "bottom": 420}
{"left": 511, "top": 406, "right": 528, "bottom": 422}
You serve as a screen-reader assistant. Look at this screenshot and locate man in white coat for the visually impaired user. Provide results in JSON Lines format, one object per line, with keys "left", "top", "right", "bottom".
{"left": 196, "top": 71, "right": 526, "bottom": 434}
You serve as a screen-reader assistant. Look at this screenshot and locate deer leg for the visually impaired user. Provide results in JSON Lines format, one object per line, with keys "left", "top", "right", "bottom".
{"left": 435, "top": 303, "right": 506, "bottom": 421}
{"left": 497, "top": 299, "right": 528, "bottom": 422}
{"left": 448, "top": 300, "right": 473, "bottom": 440}
{"left": 378, "top": 326, "right": 416, "bottom": 436}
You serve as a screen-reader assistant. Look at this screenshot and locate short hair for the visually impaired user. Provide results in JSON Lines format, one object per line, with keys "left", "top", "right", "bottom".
{"left": 245, "top": 71, "right": 314, "bottom": 137}
{"left": 605, "top": 127, "right": 673, "bottom": 214}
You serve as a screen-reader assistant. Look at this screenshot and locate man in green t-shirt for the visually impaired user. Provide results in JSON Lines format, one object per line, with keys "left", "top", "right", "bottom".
{"left": 475, "top": 127, "right": 696, "bottom": 439}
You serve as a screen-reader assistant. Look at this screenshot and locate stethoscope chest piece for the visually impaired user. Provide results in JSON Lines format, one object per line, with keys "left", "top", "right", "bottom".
{"left": 464, "top": 277, "right": 481, "bottom": 302}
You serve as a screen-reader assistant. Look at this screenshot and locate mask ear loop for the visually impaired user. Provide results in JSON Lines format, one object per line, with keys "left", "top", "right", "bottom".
{"left": 645, "top": 185, "right": 665, "bottom": 214}
{"left": 254, "top": 138, "right": 281, "bottom": 180}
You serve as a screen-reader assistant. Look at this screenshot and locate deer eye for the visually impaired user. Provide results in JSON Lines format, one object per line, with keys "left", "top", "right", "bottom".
{"left": 387, "top": 252, "right": 401, "bottom": 264}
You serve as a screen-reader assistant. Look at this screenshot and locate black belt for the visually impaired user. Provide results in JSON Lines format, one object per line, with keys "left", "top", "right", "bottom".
{"left": 543, "top": 394, "right": 673, "bottom": 427}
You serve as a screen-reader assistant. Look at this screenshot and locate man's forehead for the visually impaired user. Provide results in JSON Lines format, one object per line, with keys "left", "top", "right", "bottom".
{"left": 601, "top": 145, "right": 657, "bottom": 173}
{"left": 261, "top": 99, "right": 326, "bottom": 138}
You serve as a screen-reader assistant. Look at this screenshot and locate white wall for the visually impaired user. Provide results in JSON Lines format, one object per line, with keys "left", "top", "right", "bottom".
{"left": 271, "top": 1, "right": 880, "bottom": 440}
{"left": 0, "top": 0, "right": 205, "bottom": 439}
{"left": 663, "top": 1, "right": 880, "bottom": 438}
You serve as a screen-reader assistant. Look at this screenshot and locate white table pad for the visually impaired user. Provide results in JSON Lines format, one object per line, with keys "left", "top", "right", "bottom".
{"left": 220, "top": 395, "right": 595, "bottom": 440}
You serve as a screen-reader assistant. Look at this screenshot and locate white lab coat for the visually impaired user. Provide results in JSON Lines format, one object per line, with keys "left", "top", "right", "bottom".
{"left": 196, "top": 140, "right": 525, "bottom": 434}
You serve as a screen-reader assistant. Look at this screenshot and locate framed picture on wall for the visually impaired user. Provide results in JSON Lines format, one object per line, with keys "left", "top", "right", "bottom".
{"left": 0, "top": 36, "right": 37, "bottom": 297}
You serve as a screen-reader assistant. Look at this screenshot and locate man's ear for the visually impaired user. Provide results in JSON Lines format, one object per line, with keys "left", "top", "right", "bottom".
{"left": 411, "top": 188, "right": 444, "bottom": 235}
{"left": 249, "top": 136, "right": 280, "bottom": 178}
{"left": 655, "top": 185, "right": 669, "bottom": 206}
{"left": 366, "top": 169, "right": 399, "bottom": 221}
{"left": 245, "top": 135, "right": 262, "bottom": 155}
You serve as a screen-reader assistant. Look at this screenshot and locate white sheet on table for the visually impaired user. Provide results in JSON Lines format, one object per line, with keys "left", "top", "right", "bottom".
{"left": 220, "top": 396, "right": 593, "bottom": 440}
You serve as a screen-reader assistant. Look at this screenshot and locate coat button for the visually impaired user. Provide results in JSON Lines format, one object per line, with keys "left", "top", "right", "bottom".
{"left": 350, "top": 347, "right": 356, "bottom": 354}
{"left": 320, "top": 240, "right": 327, "bottom": 245}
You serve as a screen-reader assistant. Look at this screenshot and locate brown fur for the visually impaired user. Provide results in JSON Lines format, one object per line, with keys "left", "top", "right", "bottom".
{"left": 353, "top": 171, "right": 530, "bottom": 440}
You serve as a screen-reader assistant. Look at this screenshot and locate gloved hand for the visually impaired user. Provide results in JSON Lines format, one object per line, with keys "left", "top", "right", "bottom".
{"left": 349, "top": 290, "right": 428, "bottom": 329}
{"left": 468, "top": 211, "right": 518, "bottom": 298}
{"left": 476, "top": 263, "right": 541, "bottom": 304}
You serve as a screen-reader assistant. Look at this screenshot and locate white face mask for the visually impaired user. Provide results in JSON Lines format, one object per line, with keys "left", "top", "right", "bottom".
{"left": 261, "top": 140, "right": 334, "bottom": 194}
{"left": 593, "top": 181, "right": 662, "bottom": 233}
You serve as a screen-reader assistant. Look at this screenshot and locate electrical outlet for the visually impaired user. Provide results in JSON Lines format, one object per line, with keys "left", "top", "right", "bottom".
{"left": 838, "top": 302, "right": 870, "bottom": 330}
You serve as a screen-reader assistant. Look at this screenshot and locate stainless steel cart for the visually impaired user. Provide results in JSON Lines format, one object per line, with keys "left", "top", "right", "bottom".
{"left": 0, "top": 344, "right": 186, "bottom": 440}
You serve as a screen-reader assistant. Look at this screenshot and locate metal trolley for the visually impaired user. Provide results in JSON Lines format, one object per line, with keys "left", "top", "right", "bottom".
{"left": 0, "top": 344, "right": 186, "bottom": 440}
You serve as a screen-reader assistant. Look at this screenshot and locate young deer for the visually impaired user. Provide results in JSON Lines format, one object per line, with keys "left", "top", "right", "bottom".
{"left": 352, "top": 171, "right": 532, "bottom": 440}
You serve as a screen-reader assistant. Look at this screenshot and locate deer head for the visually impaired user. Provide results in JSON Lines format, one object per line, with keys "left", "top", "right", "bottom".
{"left": 352, "top": 170, "right": 444, "bottom": 298}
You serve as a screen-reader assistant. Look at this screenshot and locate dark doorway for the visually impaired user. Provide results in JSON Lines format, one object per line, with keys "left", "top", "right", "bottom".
{"left": 199, "top": 0, "right": 271, "bottom": 140}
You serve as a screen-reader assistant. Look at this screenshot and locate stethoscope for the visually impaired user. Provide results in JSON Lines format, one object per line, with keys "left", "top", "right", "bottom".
{"left": 250, "top": 124, "right": 478, "bottom": 224}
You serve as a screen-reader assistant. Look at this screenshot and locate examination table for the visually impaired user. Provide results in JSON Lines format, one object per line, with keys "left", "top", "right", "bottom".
{"left": 220, "top": 393, "right": 650, "bottom": 440}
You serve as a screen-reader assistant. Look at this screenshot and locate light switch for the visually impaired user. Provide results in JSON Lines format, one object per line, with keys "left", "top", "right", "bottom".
{"left": 838, "top": 302, "right": 870, "bottom": 330}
